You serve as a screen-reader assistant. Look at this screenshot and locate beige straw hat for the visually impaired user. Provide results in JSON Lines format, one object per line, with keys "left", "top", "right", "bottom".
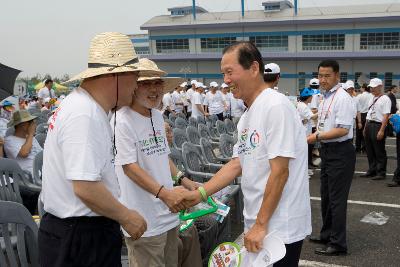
{"left": 137, "top": 58, "right": 184, "bottom": 93}
{"left": 7, "top": 110, "right": 37, "bottom": 128}
{"left": 66, "top": 32, "right": 166, "bottom": 83}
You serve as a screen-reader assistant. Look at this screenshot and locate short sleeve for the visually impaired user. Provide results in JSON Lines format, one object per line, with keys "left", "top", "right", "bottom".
{"left": 193, "top": 94, "right": 202, "bottom": 105}
{"left": 60, "top": 115, "right": 106, "bottom": 181}
{"left": 4, "top": 137, "right": 23, "bottom": 159}
{"left": 335, "top": 94, "right": 354, "bottom": 126}
{"left": 383, "top": 97, "right": 391, "bottom": 114}
{"left": 114, "top": 118, "right": 138, "bottom": 166}
{"left": 38, "top": 89, "right": 45, "bottom": 99}
{"left": 264, "top": 104, "right": 297, "bottom": 160}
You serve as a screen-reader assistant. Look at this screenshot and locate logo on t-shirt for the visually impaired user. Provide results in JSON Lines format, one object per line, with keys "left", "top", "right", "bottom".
{"left": 138, "top": 131, "right": 168, "bottom": 157}
{"left": 237, "top": 128, "right": 261, "bottom": 155}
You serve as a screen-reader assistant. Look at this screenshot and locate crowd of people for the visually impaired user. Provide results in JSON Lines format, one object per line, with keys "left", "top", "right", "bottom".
{"left": 1, "top": 31, "right": 400, "bottom": 267}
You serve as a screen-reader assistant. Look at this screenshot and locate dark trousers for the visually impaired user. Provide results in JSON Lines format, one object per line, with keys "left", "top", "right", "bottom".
{"left": 364, "top": 121, "right": 387, "bottom": 176}
{"left": 393, "top": 133, "right": 400, "bottom": 183}
{"left": 215, "top": 112, "right": 224, "bottom": 121}
{"left": 273, "top": 240, "right": 304, "bottom": 267}
{"left": 39, "top": 213, "right": 122, "bottom": 267}
{"left": 356, "top": 113, "right": 367, "bottom": 152}
{"left": 320, "top": 140, "right": 355, "bottom": 250}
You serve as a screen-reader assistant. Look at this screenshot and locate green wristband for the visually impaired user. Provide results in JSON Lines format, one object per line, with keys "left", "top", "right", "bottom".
{"left": 198, "top": 186, "right": 208, "bottom": 202}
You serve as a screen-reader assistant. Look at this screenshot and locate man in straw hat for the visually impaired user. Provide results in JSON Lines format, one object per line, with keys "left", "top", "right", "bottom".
{"left": 113, "top": 58, "right": 199, "bottom": 267}
{"left": 39, "top": 32, "right": 164, "bottom": 267}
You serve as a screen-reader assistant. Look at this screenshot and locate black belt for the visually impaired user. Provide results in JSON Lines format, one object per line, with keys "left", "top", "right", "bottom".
{"left": 367, "top": 120, "right": 382, "bottom": 124}
{"left": 321, "top": 139, "right": 352, "bottom": 147}
{"left": 44, "top": 213, "right": 119, "bottom": 227}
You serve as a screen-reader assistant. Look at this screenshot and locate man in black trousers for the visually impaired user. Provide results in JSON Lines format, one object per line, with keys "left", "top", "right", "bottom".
{"left": 307, "top": 60, "right": 356, "bottom": 256}
{"left": 386, "top": 85, "right": 398, "bottom": 137}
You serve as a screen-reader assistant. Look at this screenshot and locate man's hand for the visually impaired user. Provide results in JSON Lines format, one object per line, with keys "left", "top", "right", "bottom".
{"left": 28, "top": 121, "right": 36, "bottom": 136}
{"left": 357, "top": 122, "right": 363, "bottom": 130}
{"left": 181, "top": 178, "right": 200, "bottom": 191}
{"left": 377, "top": 130, "right": 385, "bottom": 141}
{"left": 0, "top": 137, "right": 4, "bottom": 147}
{"left": 244, "top": 223, "right": 267, "bottom": 253}
{"left": 159, "top": 186, "right": 188, "bottom": 213}
{"left": 119, "top": 209, "right": 147, "bottom": 240}
{"left": 182, "top": 190, "right": 202, "bottom": 208}
{"left": 307, "top": 133, "right": 317, "bottom": 144}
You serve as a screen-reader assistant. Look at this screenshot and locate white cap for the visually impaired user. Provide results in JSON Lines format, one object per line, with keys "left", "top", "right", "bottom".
{"left": 309, "top": 78, "right": 320, "bottom": 86}
{"left": 252, "top": 234, "right": 286, "bottom": 266}
{"left": 344, "top": 80, "right": 355, "bottom": 90}
{"left": 368, "top": 78, "right": 383, "bottom": 88}
{"left": 196, "top": 82, "right": 205, "bottom": 88}
{"left": 190, "top": 80, "right": 198, "bottom": 85}
{"left": 221, "top": 83, "right": 229, "bottom": 88}
{"left": 180, "top": 82, "right": 188, "bottom": 88}
{"left": 264, "top": 63, "right": 280, "bottom": 74}
{"left": 209, "top": 81, "right": 219, "bottom": 88}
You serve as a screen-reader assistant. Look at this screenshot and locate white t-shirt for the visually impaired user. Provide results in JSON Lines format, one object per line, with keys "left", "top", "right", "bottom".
{"left": 162, "top": 93, "right": 174, "bottom": 113}
{"left": 317, "top": 85, "right": 354, "bottom": 143}
{"left": 203, "top": 91, "right": 225, "bottom": 115}
{"left": 233, "top": 88, "right": 311, "bottom": 244}
{"left": 186, "top": 88, "right": 195, "bottom": 112}
{"left": 356, "top": 92, "right": 374, "bottom": 113}
{"left": 309, "top": 94, "right": 321, "bottom": 127}
{"left": 366, "top": 95, "right": 391, "bottom": 123}
{"left": 222, "top": 92, "right": 232, "bottom": 116}
{"left": 113, "top": 107, "right": 179, "bottom": 237}
{"left": 351, "top": 96, "right": 358, "bottom": 119}
{"left": 38, "top": 87, "right": 56, "bottom": 99}
{"left": 230, "top": 96, "right": 246, "bottom": 118}
{"left": 0, "top": 118, "right": 8, "bottom": 138}
{"left": 171, "top": 91, "right": 184, "bottom": 113}
{"left": 297, "top": 101, "right": 313, "bottom": 136}
{"left": 4, "top": 135, "right": 43, "bottom": 175}
{"left": 41, "top": 87, "right": 120, "bottom": 218}
{"left": 191, "top": 91, "right": 203, "bottom": 118}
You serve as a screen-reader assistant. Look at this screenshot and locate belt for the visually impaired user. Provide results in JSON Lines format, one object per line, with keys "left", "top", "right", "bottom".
{"left": 44, "top": 213, "right": 119, "bottom": 227}
{"left": 321, "top": 139, "right": 352, "bottom": 147}
{"left": 367, "top": 120, "right": 382, "bottom": 124}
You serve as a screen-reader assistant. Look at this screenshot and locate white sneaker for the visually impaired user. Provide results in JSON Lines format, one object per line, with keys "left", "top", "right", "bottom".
{"left": 312, "top": 158, "right": 321, "bottom": 166}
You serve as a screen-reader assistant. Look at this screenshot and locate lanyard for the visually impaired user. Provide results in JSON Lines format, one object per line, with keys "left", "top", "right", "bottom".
{"left": 368, "top": 95, "right": 382, "bottom": 111}
{"left": 320, "top": 86, "right": 340, "bottom": 122}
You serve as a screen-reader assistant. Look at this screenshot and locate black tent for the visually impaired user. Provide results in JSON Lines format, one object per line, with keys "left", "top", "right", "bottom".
{"left": 0, "top": 63, "right": 22, "bottom": 99}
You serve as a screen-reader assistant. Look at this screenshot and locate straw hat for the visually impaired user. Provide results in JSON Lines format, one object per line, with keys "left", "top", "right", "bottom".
{"left": 137, "top": 58, "right": 184, "bottom": 93}
{"left": 7, "top": 110, "right": 37, "bottom": 128}
{"left": 66, "top": 32, "right": 166, "bottom": 83}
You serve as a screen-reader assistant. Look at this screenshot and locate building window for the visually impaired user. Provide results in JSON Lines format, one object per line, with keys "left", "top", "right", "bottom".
{"left": 355, "top": 72, "right": 362, "bottom": 89}
{"left": 385, "top": 72, "right": 393, "bottom": 89}
{"left": 360, "top": 32, "right": 400, "bottom": 50}
{"left": 369, "top": 72, "right": 378, "bottom": 79}
{"left": 340, "top": 72, "right": 348, "bottom": 83}
{"left": 155, "top": 39, "right": 190, "bottom": 54}
{"left": 249, "top": 35, "right": 288, "bottom": 51}
{"left": 134, "top": 46, "right": 150, "bottom": 55}
{"left": 298, "top": 72, "right": 306, "bottom": 89}
{"left": 302, "top": 34, "right": 345, "bottom": 51}
{"left": 312, "top": 72, "right": 318, "bottom": 78}
{"left": 264, "top": 4, "right": 281, "bottom": 11}
{"left": 200, "top": 37, "right": 237, "bottom": 53}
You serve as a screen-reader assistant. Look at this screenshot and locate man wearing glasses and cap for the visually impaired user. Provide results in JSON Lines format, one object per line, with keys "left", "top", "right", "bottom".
{"left": 39, "top": 32, "right": 161, "bottom": 267}
{"left": 113, "top": 59, "right": 199, "bottom": 266}
{"left": 307, "top": 60, "right": 355, "bottom": 256}
{"left": 362, "top": 78, "right": 391, "bottom": 180}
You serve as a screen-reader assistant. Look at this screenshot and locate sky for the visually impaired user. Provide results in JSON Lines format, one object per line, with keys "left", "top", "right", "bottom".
{"left": 0, "top": 0, "right": 397, "bottom": 78}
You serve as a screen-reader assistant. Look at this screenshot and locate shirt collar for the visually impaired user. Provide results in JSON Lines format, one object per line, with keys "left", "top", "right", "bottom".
{"left": 323, "top": 83, "right": 341, "bottom": 98}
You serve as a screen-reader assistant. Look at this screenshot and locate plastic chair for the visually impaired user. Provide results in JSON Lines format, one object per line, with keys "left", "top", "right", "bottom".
{"left": 216, "top": 120, "right": 229, "bottom": 136}
{"left": 172, "top": 128, "right": 189, "bottom": 151}
{"left": 0, "top": 168, "right": 22, "bottom": 204}
{"left": 198, "top": 124, "right": 219, "bottom": 143}
{"left": 169, "top": 147, "right": 185, "bottom": 172}
{"left": 219, "top": 134, "right": 235, "bottom": 158}
{"left": 32, "top": 151, "right": 43, "bottom": 186}
{"left": 174, "top": 117, "right": 188, "bottom": 130}
{"left": 186, "top": 126, "right": 201, "bottom": 145}
{"left": 35, "top": 123, "right": 48, "bottom": 135}
{"left": 169, "top": 113, "right": 177, "bottom": 123}
{"left": 0, "top": 158, "right": 41, "bottom": 191}
{"left": 224, "top": 118, "right": 236, "bottom": 134}
{"left": 177, "top": 113, "right": 187, "bottom": 120}
{"left": 206, "top": 121, "right": 219, "bottom": 139}
{"left": 35, "top": 133, "right": 46, "bottom": 149}
{"left": 164, "top": 119, "right": 174, "bottom": 129}
{"left": 0, "top": 200, "right": 40, "bottom": 267}
{"left": 197, "top": 116, "right": 206, "bottom": 125}
{"left": 209, "top": 114, "right": 218, "bottom": 126}
{"left": 188, "top": 117, "right": 198, "bottom": 128}
{"left": 200, "top": 138, "right": 229, "bottom": 165}
{"left": 182, "top": 142, "right": 221, "bottom": 183}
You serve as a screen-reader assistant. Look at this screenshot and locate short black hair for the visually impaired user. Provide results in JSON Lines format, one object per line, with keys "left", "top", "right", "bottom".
{"left": 299, "top": 96, "right": 312, "bottom": 102}
{"left": 45, "top": 79, "right": 53, "bottom": 85}
{"left": 318, "top": 60, "right": 339, "bottom": 73}
{"left": 223, "top": 41, "right": 264, "bottom": 75}
{"left": 263, "top": 73, "right": 280, "bottom": 83}
{"left": 362, "top": 83, "right": 370, "bottom": 93}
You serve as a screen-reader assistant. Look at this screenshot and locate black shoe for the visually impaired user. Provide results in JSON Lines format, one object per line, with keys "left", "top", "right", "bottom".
{"left": 387, "top": 181, "right": 400, "bottom": 187}
{"left": 309, "top": 235, "right": 329, "bottom": 244}
{"left": 315, "top": 246, "right": 348, "bottom": 256}
{"left": 360, "top": 172, "right": 376, "bottom": 178}
{"left": 372, "top": 175, "right": 386, "bottom": 180}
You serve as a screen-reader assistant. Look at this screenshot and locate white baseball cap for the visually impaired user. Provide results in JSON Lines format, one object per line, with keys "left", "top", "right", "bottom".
{"left": 368, "top": 78, "right": 383, "bottom": 88}
{"left": 180, "top": 82, "right": 188, "bottom": 88}
{"left": 209, "top": 81, "right": 219, "bottom": 88}
{"left": 309, "top": 78, "right": 320, "bottom": 86}
{"left": 344, "top": 80, "right": 355, "bottom": 90}
{"left": 190, "top": 80, "right": 198, "bottom": 85}
{"left": 221, "top": 83, "right": 229, "bottom": 88}
{"left": 264, "top": 63, "right": 280, "bottom": 74}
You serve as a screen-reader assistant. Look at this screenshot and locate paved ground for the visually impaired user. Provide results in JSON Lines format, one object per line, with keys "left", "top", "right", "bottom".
{"left": 124, "top": 137, "right": 400, "bottom": 266}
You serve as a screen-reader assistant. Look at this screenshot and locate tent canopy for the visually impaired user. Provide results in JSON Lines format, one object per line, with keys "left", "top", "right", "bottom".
{"left": 34, "top": 82, "right": 69, "bottom": 94}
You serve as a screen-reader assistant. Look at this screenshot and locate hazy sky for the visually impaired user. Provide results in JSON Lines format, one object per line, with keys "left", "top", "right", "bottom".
{"left": 0, "top": 0, "right": 397, "bottom": 78}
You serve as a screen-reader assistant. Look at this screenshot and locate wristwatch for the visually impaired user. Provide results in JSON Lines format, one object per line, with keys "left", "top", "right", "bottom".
{"left": 176, "top": 171, "right": 185, "bottom": 185}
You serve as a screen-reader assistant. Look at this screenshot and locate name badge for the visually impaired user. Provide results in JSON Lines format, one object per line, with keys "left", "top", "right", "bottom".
{"left": 318, "top": 122, "right": 325, "bottom": 132}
